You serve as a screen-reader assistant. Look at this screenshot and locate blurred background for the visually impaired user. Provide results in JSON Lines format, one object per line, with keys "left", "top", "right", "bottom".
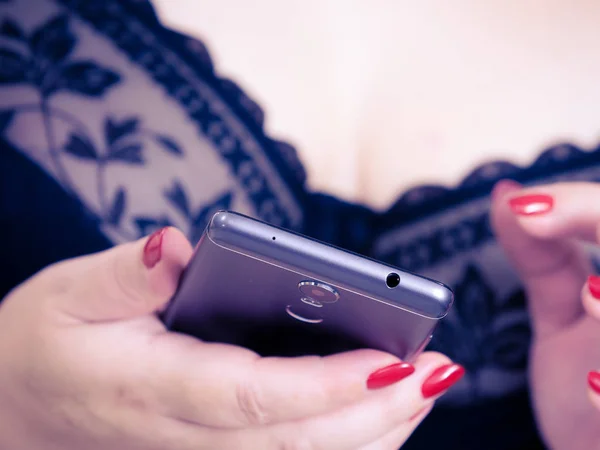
{"left": 153, "top": 0, "right": 600, "bottom": 209}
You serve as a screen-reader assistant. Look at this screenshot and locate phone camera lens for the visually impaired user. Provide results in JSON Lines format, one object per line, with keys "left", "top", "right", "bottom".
{"left": 386, "top": 273, "right": 400, "bottom": 288}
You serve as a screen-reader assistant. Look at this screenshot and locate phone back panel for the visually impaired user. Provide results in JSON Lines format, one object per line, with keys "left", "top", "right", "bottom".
{"left": 163, "top": 212, "right": 452, "bottom": 360}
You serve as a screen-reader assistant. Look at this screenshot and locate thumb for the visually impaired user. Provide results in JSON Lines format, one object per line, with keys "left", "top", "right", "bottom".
{"left": 49, "top": 227, "right": 193, "bottom": 322}
{"left": 490, "top": 180, "right": 588, "bottom": 338}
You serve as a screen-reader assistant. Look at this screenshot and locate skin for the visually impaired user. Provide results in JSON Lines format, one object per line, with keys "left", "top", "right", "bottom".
{"left": 163, "top": 1, "right": 600, "bottom": 207}
{"left": 491, "top": 180, "right": 600, "bottom": 450}
{"left": 0, "top": 227, "right": 451, "bottom": 450}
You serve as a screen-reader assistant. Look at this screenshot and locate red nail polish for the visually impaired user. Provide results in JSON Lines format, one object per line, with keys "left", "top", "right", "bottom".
{"left": 508, "top": 194, "right": 554, "bottom": 216}
{"left": 367, "top": 362, "right": 415, "bottom": 390}
{"left": 588, "top": 371, "right": 600, "bottom": 395}
{"left": 421, "top": 364, "right": 465, "bottom": 398}
{"left": 143, "top": 228, "right": 168, "bottom": 269}
{"left": 588, "top": 276, "right": 600, "bottom": 300}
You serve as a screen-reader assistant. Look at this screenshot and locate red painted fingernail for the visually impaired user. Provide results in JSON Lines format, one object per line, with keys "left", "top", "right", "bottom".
{"left": 367, "top": 362, "right": 415, "bottom": 390}
{"left": 508, "top": 194, "right": 554, "bottom": 216}
{"left": 588, "top": 371, "right": 600, "bottom": 395}
{"left": 588, "top": 276, "right": 600, "bottom": 300}
{"left": 143, "top": 228, "right": 168, "bottom": 269}
{"left": 421, "top": 364, "right": 465, "bottom": 398}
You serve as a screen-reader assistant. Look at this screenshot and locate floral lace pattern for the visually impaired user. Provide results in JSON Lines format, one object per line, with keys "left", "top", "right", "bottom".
{"left": 1, "top": 0, "right": 304, "bottom": 245}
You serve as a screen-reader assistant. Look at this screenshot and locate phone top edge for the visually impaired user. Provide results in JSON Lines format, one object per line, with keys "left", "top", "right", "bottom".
{"left": 208, "top": 210, "right": 454, "bottom": 319}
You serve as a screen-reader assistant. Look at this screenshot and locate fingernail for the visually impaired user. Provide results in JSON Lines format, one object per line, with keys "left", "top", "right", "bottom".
{"left": 143, "top": 227, "right": 168, "bottom": 269}
{"left": 421, "top": 364, "right": 465, "bottom": 398}
{"left": 367, "top": 362, "right": 415, "bottom": 390}
{"left": 508, "top": 194, "right": 554, "bottom": 216}
{"left": 588, "top": 370, "right": 600, "bottom": 395}
{"left": 588, "top": 276, "right": 600, "bottom": 300}
{"left": 491, "top": 179, "right": 521, "bottom": 201}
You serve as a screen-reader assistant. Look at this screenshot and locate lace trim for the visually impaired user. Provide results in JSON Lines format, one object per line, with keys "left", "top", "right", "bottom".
{"left": 125, "top": 1, "right": 600, "bottom": 214}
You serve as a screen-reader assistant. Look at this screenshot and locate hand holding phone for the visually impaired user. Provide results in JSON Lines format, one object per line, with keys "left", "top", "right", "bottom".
{"left": 0, "top": 226, "right": 462, "bottom": 450}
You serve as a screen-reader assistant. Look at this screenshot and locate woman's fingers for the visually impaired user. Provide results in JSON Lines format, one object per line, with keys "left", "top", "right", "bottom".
{"left": 211, "top": 352, "right": 462, "bottom": 450}
{"left": 506, "top": 181, "right": 600, "bottom": 242}
{"left": 496, "top": 180, "right": 600, "bottom": 417}
{"left": 357, "top": 404, "right": 433, "bottom": 450}
{"left": 152, "top": 331, "right": 424, "bottom": 427}
{"left": 490, "top": 180, "right": 589, "bottom": 337}
{"left": 587, "top": 369, "right": 600, "bottom": 412}
{"left": 10, "top": 222, "right": 459, "bottom": 449}
{"left": 38, "top": 227, "right": 193, "bottom": 322}
{"left": 582, "top": 277, "right": 600, "bottom": 412}
{"left": 582, "top": 276, "right": 600, "bottom": 323}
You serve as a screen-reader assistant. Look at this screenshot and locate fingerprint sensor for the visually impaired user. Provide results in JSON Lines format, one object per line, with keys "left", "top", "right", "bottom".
{"left": 285, "top": 304, "right": 323, "bottom": 324}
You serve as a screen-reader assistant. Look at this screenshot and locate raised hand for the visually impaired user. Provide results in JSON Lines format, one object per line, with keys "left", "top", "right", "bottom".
{"left": 491, "top": 181, "right": 600, "bottom": 450}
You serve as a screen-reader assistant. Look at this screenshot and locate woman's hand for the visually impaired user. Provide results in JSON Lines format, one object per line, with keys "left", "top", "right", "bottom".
{"left": 491, "top": 181, "right": 600, "bottom": 450}
{"left": 0, "top": 227, "right": 461, "bottom": 450}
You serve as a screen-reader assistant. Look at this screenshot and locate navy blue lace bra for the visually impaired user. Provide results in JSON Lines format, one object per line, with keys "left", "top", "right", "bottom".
{"left": 3, "top": 0, "right": 600, "bottom": 448}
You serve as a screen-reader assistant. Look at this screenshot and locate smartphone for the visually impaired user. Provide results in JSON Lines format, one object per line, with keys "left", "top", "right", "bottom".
{"left": 162, "top": 211, "right": 453, "bottom": 361}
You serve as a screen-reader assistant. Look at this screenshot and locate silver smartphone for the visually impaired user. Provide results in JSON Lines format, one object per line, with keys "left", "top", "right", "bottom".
{"left": 162, "top": 211, "right": 453, "bottom": 360}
